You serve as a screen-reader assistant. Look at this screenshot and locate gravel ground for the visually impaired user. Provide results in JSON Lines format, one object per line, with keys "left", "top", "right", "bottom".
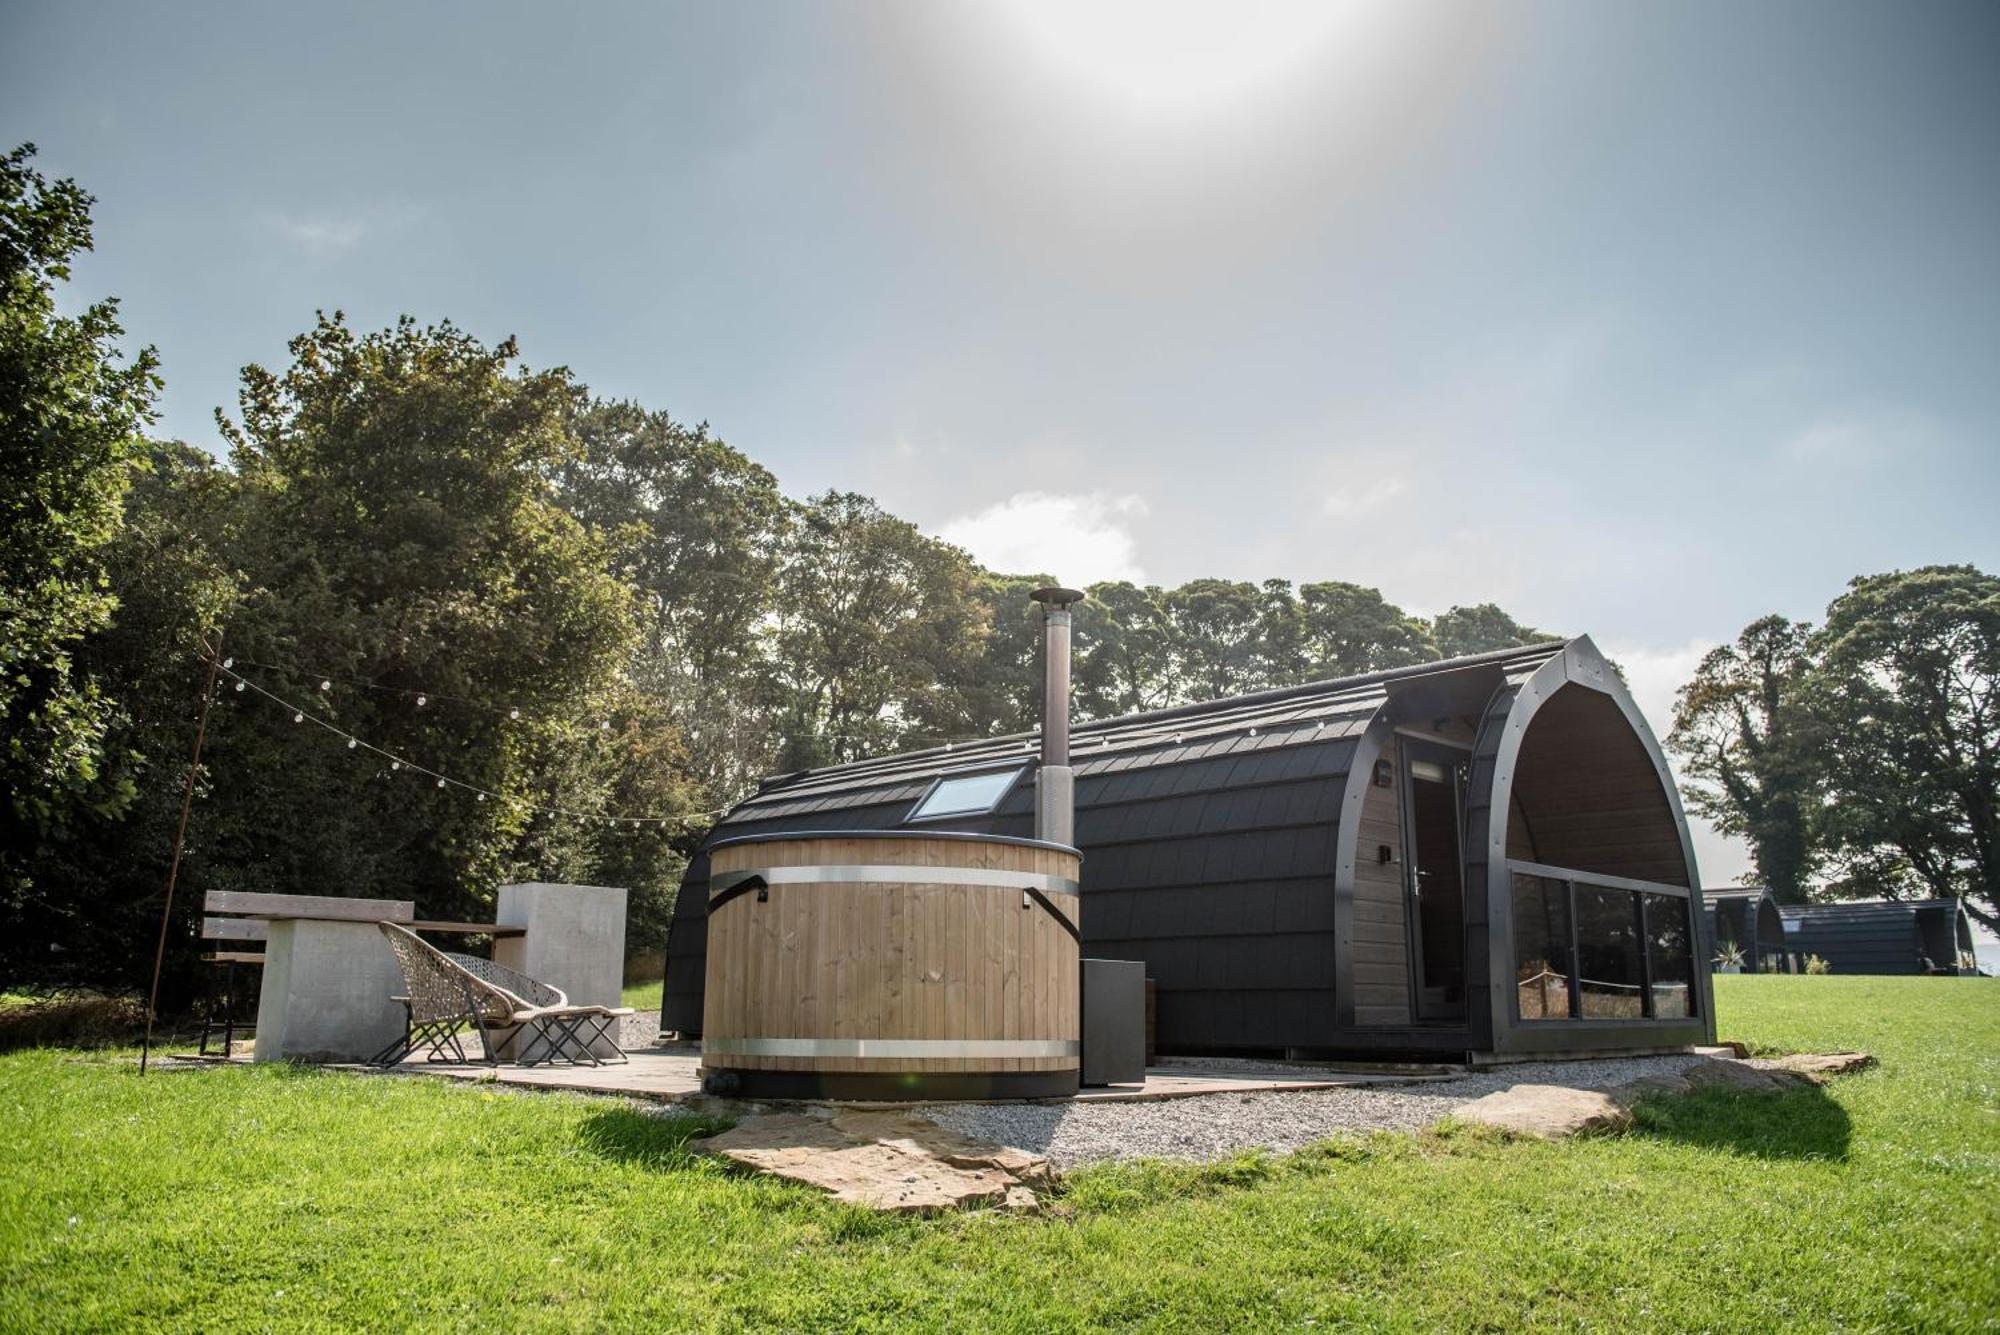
{"left": 918, "top": 1054, "right": 1711, "bottom": 1169}
{"left": 620, "top": 1009, "right": 663, "bottom": 1048}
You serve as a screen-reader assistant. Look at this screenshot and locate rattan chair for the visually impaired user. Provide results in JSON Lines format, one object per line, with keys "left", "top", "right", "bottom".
{"left": 371, "top": 921, "right": 632, "bottom": 1067}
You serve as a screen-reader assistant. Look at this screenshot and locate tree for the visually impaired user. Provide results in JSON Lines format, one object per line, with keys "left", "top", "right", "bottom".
{"left": 1810, "top": 566, "right": 1999, "bottom": 930}
{"left": 1667, "top": 616, "right": 1824, "bottom": 902}
{"left": 1296, "top": 581, "right": 1436, "bottom": 679}
{"left": 211, "top": 314, "right": 660, "bottom": 926}
{"left": 1073, "top": 581, "right": 1181, "bottom": 719}
{"left": 1, "top": 442, "right": 240, "bottom": 998}
{"left": 0, "top": 144, "right": 160, "bottom": 897}
{"left": 956, "top": 571, "right": 1056, "bottom": 738}
{"left": 1161, "top": 579, "right": 1268, "bottom": 700}
{"left": 767, "top": 492, "right": 990, "bottom": 769}
{"left": 556, "top": 399, "right": 788, "bottom": 801}
{"left": 1430, "top": 603, "right": 1548, "bottom": 658}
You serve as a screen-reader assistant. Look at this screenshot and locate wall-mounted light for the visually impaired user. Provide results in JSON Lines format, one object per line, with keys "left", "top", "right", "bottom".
{"left": 1373, "top": 758, "right": 1393, "bottom": 788}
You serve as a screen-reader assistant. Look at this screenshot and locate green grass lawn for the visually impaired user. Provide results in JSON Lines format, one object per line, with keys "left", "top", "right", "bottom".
{"left": 2, "top": 976, "right": 1995, "bottom": 1331}
{"left": 622, "top": 978, "right": 663, "bottom": 1012}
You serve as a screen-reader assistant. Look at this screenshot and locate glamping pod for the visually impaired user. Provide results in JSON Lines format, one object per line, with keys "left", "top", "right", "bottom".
{"left": 1705, "top": 888, "right": 1792, "bottom": 972}
{"left": 1778, "top": 898, "right": 1978, "bottom": 975}
{"left": 667, "top": 635, "right": 1717, "bottom": 1066}
{"left": 698, "top": 831, "right": 1083, "bottom": 1099}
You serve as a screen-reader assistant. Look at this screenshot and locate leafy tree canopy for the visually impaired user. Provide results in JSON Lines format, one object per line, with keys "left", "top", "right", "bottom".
{"left": 1811, "top": 565, "right": 1999, "bottom": 929}
{"left": 0, "top": 143, "right": 159, "bottom": 893}
{"left": 1668, "top": 615, "right": 1825, "bottom": 903}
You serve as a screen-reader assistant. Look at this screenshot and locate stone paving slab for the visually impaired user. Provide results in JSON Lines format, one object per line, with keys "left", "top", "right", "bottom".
{"left": 345, "top": 1047, "right": 1434, "bottom": 1105}
{"left": 695, "top": 1110, "right": 1051, "bottom": 1213}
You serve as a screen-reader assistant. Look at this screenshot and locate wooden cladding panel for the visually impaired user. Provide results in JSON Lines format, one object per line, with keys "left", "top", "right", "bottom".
{"left": 1506, "top": 687, "right": 1692, "bottom": 889}
{"left": 1350, "top": 738, "right": 1411, "bottom": 1025}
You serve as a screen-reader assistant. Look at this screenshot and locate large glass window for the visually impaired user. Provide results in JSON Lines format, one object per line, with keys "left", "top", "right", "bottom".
{"left": 1510, "top": 868, "right": 1701, "bottom": 1024}
{"left": 1575, "top": 885, "right": 1646, "bottom": 1017}
{"left": 1512, "top": 874, "right": 1573, "bottom": 1020}
{"left": 906, "top": 766, "right": 1024, "bottom": 822}
{"left": 1645, "top": 893, "right": 1694, "bottom": 1017}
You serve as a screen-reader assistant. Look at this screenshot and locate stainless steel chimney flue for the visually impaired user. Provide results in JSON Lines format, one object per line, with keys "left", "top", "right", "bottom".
{"left": 1029, "top": 585, "right": 1086, "bottom": 846}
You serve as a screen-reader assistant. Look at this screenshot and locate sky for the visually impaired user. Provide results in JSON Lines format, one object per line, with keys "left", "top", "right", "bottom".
{"left": 5, "top": 0, "right": 1997, "bottom": 913}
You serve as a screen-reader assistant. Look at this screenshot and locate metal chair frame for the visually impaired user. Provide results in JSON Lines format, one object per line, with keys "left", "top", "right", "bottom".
{"left": 371, "top": 922, "right": 631, "bottom": 1068}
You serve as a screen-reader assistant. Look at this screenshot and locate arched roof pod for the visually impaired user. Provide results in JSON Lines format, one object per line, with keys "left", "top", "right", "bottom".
{"left": 1464, "top": 637, "right": 1712, "bottom": 1051}
{"left": 1755, "top": 896, "right": 1786, "bottom": 947}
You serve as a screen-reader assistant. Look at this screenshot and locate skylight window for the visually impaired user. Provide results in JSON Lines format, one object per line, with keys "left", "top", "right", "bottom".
{"left": 907, "top": 766, "right": 1025, "bottom": 822}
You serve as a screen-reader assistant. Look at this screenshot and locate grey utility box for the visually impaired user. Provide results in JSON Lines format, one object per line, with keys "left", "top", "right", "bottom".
{"left": 1081, "top": 958, "right": 1147, "bottom": 1087}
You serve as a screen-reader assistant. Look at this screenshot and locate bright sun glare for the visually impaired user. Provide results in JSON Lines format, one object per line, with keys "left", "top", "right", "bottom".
{"left": 996, "top": 0, "right": 1377, "bottom": 113}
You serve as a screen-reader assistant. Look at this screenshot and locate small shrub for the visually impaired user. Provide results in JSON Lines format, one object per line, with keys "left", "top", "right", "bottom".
{"left": 1804, "top": 954, "right": 1833, "bottom": 975}
{"left": 0, "top": 993, "right": 147, "bottom": 1051}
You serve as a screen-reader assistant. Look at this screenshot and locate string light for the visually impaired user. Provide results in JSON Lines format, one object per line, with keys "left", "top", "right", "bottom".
{"left": 319, "top": 680, "right": 331, "bottom": 692}
{"left": 415, "top": 694, "right": 427, "bottom": 707}
{"left": 214, "top": 660, "right": 729, "bottom": 830}
{"left": 509, "top": 708, "right": 519, "bottom": 720}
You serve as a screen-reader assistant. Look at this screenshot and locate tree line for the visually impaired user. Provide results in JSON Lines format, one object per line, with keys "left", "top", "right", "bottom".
{"left": 0, "top": 146, "right": 1547, "bottom": 1001}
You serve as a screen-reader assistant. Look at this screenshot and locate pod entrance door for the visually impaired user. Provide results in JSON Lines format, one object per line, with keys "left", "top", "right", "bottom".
{"left": 1403, "top": 741, "right": 1468, "bottom": 1023}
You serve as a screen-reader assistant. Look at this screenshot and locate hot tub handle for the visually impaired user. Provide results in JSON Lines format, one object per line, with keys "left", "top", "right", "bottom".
{"left": 1022, "top": 884, "right": 1080, "bottom": 942}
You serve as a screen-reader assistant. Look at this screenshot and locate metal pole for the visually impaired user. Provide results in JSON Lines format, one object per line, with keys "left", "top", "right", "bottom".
{"left": 140, "top": 634, "right": 222, "bottom": 1074}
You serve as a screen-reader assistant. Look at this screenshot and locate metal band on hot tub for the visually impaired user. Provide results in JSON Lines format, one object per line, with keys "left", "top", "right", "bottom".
{"left": 702, "top": 1037, "right": 1080, "bottom": 1059}
{"left": 707, "top": 864, "right": 1079, "bottom": 899}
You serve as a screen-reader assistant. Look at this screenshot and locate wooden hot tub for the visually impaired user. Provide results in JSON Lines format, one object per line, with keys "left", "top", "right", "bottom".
{"left": 699, "top": 831, "right": 1082, "bottom": 1100}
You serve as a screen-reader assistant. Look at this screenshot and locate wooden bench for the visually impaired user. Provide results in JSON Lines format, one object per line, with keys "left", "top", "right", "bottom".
{"left": 197, "top": 894, "right": 271, "bottom": 1056}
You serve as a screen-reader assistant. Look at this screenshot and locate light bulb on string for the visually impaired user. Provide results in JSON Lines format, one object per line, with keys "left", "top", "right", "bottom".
{"left": 391, "top": 761, "right": 401, "bottom": 771}
{"left": 476, "top": 792, "right": 485, "bottom": 803}
{"left": 235, "top": 681, "right": 246, "bottom": 692}
{"left": 435, "top": 777, "right": 446, "bottom": 788}
{"left": 347, "top": 737, "right": 358, "bottom": 749}
{"left": 292, "top": 712, "right": 304, "bottom": 723}
{"left": 415, "top": 694, "right": 427, "bottom": 707}
{"left": 509, "top": 708, "right": 519, "bottom": 720}
{"left": 222, "top": 657, "right": 234, "bottom": 669}
{"left": 319, "top": 680, "right": 331, "bottom": 692}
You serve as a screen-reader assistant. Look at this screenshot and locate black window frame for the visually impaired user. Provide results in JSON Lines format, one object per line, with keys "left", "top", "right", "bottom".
{"left": 903, "top": 763, "right": 1029, "bottom": 825}
{"left": 1505, "top": 859, "right": 1700, "bottom": 1025}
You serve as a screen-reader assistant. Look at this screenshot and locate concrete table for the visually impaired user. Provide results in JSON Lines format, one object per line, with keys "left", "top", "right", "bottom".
{"left": 220, "top": 892, "right": 417, "bottom": 1064}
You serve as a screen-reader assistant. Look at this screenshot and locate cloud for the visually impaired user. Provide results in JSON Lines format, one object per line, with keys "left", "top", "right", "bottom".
{"left": 938, "top": 490, "right": 1148, "bottom": 585}
{"left": 262, "top": 203, "right": 423, "bottom": 259}
{"left": 1320, "top": 476, "right": 1408, "bottom": 518}
{"left": 1781, "top": 410, "right": 1940, "bottom": 468}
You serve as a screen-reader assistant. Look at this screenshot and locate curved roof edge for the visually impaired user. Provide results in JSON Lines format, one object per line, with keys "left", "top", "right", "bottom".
{"left": 752, "top": 638, "right": 1570, "bottom": 797}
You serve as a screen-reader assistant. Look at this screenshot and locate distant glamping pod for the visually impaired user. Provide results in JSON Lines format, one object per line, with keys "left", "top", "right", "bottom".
{"left": 698, "top": 831, "right": 1082, "bottom": 1099}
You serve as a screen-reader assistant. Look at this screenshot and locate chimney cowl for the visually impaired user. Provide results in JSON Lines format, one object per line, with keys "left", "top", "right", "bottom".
{"left": 1030, "top": 586, "right": 1087, "bottom": 609}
